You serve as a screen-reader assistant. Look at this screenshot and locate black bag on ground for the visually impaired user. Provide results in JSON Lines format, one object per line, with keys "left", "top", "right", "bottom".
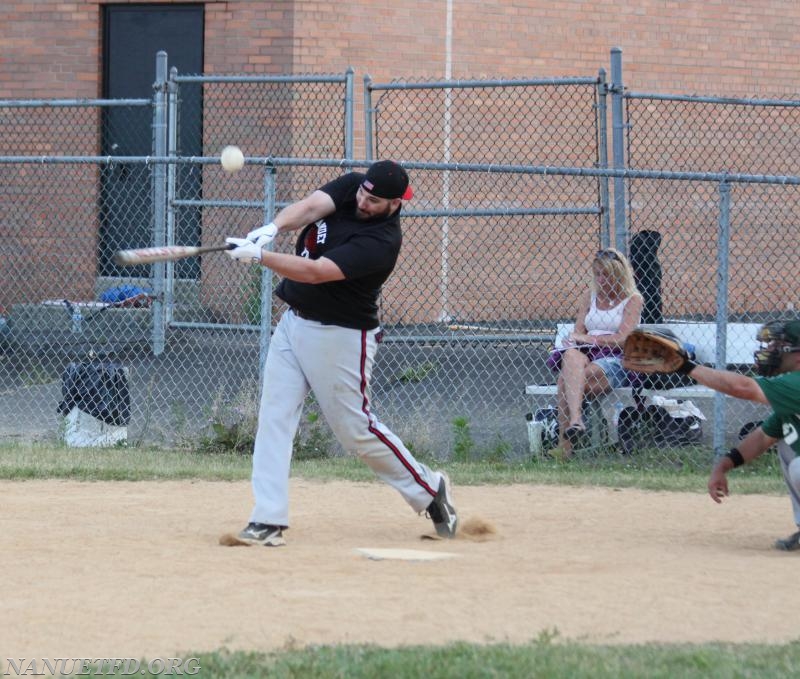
{"left": 617, "top": 402, "right": 703, "bottom": 454}
{"left": 616, "top": 405, "right": 641, "bottom": 455}
{"left": 533, "top": 406, "right": 559, "bottom": 449}
{"left": 645, "top": 404, "right": 703, "bottom": 446}
{"left": 57, "top": 361, "right": 131, "bottom": 426}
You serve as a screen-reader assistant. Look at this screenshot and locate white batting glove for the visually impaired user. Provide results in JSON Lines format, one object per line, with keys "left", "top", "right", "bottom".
{"left": 246, "top": 221, "right": 278, "bottom": 247}
{"left": 225, "top": 237, "right": 262, "bottom": 263}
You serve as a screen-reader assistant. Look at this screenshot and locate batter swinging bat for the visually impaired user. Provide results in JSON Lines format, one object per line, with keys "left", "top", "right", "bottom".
{"left": 113, "top": 244, "right": 235, "bottom": 266}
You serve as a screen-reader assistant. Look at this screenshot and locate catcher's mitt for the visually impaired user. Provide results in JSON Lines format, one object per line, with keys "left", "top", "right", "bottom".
{"left": 622, "top": 328, "right": 697, "bottom": 375}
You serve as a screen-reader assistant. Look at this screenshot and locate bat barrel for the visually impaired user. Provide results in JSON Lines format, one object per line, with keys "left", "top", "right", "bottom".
{"left": 113, "top": 246, "right": 190, "bottom": 266}
{"left": 113, "top": 244, "right": 232, "bottom": 266}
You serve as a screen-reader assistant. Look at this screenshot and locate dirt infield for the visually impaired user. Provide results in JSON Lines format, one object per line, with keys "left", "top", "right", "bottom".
{"left": 3, "top": 479, "right": 799, "bottom": 660}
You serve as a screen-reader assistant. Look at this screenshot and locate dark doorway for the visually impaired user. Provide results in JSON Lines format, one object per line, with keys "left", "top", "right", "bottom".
{"left": 100, "top": 4, "right": 204, "bottom": 277}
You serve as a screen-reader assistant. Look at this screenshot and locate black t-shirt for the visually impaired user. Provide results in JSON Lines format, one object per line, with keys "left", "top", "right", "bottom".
{"left": 276, "top": 172, "right": 403, "bottom": 330}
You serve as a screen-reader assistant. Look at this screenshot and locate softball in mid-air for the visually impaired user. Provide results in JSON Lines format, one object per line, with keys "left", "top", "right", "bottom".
{"left": 220, "top": 145, "right": 245, "bottom": 173}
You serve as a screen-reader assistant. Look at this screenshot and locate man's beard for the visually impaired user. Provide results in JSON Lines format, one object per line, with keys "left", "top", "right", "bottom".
{"left": 356, "top": 204, "right": 393, "bottom": 221}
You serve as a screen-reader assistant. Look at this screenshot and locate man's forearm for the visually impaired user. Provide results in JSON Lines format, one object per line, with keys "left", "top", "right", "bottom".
{"left": 688, "top": 365, "right": 768, "bottom": 404}
{"left": 260, "top": 251, "right": 343, "bottom": 284}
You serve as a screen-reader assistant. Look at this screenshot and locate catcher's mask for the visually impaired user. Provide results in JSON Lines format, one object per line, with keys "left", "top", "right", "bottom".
{"left": 754, "top": 320, "right": 800, "bottom": 376}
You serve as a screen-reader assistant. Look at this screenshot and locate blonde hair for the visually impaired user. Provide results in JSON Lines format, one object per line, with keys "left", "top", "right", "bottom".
{"left": 590, "top": 248, "right": 640, "bottom": 299}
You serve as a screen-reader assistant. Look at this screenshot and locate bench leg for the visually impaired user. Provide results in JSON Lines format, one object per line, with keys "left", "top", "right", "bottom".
{"left": 526, "top": 413, "right": 545, "bottom": 457}
{"left": 583, "top": 399, "right": 607, "bottom": 450}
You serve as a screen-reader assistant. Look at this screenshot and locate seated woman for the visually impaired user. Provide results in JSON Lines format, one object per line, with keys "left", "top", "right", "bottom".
{"left": 549, "top": 248, "right": 643, "bottom": 458}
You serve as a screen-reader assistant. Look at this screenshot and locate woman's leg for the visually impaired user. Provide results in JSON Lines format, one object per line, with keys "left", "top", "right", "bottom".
{"left": 556, "top": 372, "right": 570, "bottom": 451}
{"left": 556, "top": 349, "right": 590, "bottom": 455}
{"left": 584, "top": 361, "right": 612, "bottom": 398}
{"left": 556, "top": 357, "right": 623, "bottom": 457}
{"left": 561, "top": 348, "right": 590, "bottom": 428}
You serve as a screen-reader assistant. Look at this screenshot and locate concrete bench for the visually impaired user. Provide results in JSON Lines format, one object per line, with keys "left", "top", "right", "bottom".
{"left": 523, "top": 320, "right": 754, "bottom": 456}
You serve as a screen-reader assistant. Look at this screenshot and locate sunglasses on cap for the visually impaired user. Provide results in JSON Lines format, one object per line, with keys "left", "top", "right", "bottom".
{"left": 595, "top": 249, "right": 621, "bottom": 262}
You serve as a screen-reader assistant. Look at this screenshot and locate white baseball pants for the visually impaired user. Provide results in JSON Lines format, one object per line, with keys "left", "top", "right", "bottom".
{"left": 249, "top": 309, "right": 441, "bottom": 527}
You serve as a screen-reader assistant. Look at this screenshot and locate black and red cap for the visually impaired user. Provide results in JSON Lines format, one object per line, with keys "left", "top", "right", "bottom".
{"left": 361, "top": 160, "right": 413, "bottom": 200}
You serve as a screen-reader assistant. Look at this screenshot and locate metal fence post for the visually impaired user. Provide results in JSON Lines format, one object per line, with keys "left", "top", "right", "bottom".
{"left": 344, "top": 67, "right": 354, "bottom": 160}
{"left": 610, "top": 47, "right": 628, "bottom": 253}
{"left": 713, "top": 179, "right": 732, "bottom": 454}
{"left": 363, "top": 74, "right": 374, "bottom": 161}
{"left": 596, "top": 67, "right": 611, "bottom": 248}
{"left": 439, "top": 76, "right": 454, "bottom": 323}
{"left": 151, "top": 50, "right": 169, "bottom": 356}
{"left": 165, "top": 65, "right": 179, "bottom": 325}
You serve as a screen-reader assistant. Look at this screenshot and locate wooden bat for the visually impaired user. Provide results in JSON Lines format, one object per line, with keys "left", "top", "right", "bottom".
{"left": 113, "top": 244, "right": 235, "bottom": 266}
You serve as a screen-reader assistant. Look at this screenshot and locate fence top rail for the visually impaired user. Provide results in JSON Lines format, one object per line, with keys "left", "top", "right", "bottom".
{"left": 171, "top": 198, "right": 600, "bottom": 217}
{"left": 365, "top": 75, "right": 600, "bottom": 91}
{"left": 172, "top": 73, "right": 351, "bottom": 84}
{"left": 625, "top": 91, "right": 800, "bottom": 108}
{"left": 0, "top": 98, "right": 151, "bottom": 108}
{"left": 2, "top": 155, "right": 800, "bottom": 186}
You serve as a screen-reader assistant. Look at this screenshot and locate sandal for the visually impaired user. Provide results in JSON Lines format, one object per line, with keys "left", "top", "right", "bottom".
{"left": 564, "top": 425, "right": 586, "bottom": 445}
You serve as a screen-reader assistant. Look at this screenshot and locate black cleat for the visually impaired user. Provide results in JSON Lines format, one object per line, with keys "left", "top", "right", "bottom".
{"left": 774, "top": 530, "right": 800, "bottom": 551}
{"left": 237, "top": 522, "right": 286, "bottom": 547}
{"left": 426, "top": 472, "right": 458, "bottom": 538}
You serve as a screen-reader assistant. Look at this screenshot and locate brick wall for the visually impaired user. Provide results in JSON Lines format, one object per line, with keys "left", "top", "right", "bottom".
{"left": 3, "top": 1, "right": 798, "bottom": 102}
{"left": 1, "top": 0, "right": 798, "bottom": 317}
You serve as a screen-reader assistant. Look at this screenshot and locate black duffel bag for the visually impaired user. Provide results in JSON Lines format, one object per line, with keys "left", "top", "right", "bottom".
{"left": 617, "top": 402, "right": 703, "bottom": 454}
{"left": 57, "top": 361, "right": 131, "bottom": 427}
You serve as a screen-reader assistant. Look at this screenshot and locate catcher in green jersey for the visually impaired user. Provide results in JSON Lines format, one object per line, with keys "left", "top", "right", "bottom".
{"left": 700, "top": 320, "right": 800, "bottom": 550}
{"left": 623, "top": 320, "right": 800, "bottom": 547}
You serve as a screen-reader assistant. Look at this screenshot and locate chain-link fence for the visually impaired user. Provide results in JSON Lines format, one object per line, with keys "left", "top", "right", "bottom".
{"left": 163, "top": 69, "right": 354, "bottom": 327}
{"left": 623, "top": 91, "right": 800, "bottom": 318}
{"left": 1, "top": 157, "right": 793, "bottom": 463}
{"left": 365, "top": 73, "right": 611, "bottom": 246}
{"left": 0, "top": 51, "right": 797, "bottom": 469}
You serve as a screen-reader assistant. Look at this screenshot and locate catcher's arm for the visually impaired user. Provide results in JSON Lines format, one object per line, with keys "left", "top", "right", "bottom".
{"left": 708, "top": 427, "right": 778, "bottom": 502}
{"left": 683, "top": 364, "right": 769, "bottom": 404}
{"left": 623, "top": 329, "right": 771, "bottom": 405}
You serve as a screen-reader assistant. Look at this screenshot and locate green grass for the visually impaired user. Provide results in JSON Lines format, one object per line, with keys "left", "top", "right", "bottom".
{"left": 192, "top": 640, "right": 800, "bottom": 679}
{"left": 75, "top": 638, "right": 800, "bottom": 678}
{"left": 1, "top": 441, "right": 794, "bottom": 678}
{"left": 0, "top": 441, "right": 787, "bottom": 496}
{"left": 0, "top": 442, "right": 251, "bottom": 481}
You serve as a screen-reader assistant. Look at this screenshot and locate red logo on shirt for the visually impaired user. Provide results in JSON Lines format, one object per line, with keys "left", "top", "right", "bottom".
{"left": 302, "top": 225, "right": 318, "bottom": 258}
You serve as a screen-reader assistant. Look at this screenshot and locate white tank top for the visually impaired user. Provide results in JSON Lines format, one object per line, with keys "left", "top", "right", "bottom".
{"left": 584, "top": 294, "right": 630, "bottom": 335}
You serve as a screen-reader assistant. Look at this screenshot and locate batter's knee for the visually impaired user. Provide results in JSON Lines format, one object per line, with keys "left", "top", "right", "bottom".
{"left": 330, "top": 426, "right": 373, "bottom": 457}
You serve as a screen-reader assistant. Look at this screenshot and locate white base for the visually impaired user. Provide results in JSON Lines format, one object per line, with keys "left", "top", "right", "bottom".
{"left": 355, "top": 547, "right": 458, "bottom": 561}
{"left": 63, "top": 407, "right": 127, "bottom": 447}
